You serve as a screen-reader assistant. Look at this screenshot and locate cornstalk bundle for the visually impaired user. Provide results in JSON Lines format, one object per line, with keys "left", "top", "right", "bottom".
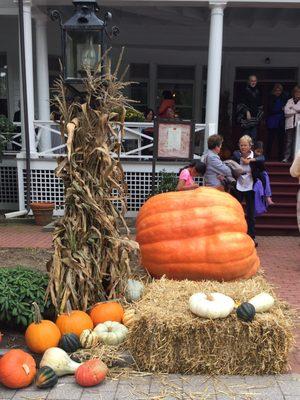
{"left": 47, "top": 54, "right": 139, "bottom": 313}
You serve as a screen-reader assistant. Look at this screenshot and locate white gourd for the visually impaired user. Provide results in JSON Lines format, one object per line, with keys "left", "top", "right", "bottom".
{"left": 125, "top": 279, "right": 144, "bottom": 302}
{"left": 94, "top": 321, "right": 128, "bottom": 345}
{"left": 248, "top": 292, "right": 275, "bottom": 313}
{"left": 40, "top": 347, "right": 82, "bottom": 376}
{"left": 189, "top": 292, "right": 235, "bottom": 319}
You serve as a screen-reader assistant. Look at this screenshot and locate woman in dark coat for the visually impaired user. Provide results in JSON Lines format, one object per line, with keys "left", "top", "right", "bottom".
{"left": 236, "top": 75, "right": 263, "bottom": 141}
{"left": 266, "top": 83, "right": 287, "bottom": 161}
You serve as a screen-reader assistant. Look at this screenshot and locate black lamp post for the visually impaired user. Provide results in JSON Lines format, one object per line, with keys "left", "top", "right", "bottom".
{"left": 51, "top": 0, "right": 119, "bottom": 87}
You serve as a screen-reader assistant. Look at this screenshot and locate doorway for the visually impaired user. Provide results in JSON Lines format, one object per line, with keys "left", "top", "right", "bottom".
{"left": 232, "top": 67, "right": 298, "bottom": 159}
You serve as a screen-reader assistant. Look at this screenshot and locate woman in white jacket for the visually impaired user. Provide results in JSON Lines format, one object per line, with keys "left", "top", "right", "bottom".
{"left": 282, "top": 86, "right": 300, "bottom": 162}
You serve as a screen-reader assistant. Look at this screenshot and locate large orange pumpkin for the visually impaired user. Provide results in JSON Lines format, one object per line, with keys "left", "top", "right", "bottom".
{"left": 90, "top": 302, "right": 124, "bottom": 326}
{"left": 136, "top": 187, "right": 260, "bottom": 281}
{"left": 25, "top": 302, "right": 61, "bottom": 354}
{"left": 56, "top": 302, "right": 93, "bottom": 336}
{"left": 0, "top": 349, "right": 36, "bottom": 389}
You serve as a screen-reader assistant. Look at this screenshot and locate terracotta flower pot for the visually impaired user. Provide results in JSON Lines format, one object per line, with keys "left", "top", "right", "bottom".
{"left": 30, "top": 202, "right": 55, "bottom": 226}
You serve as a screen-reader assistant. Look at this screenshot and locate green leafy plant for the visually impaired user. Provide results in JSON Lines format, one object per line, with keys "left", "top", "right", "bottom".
{"left": 125, "top": 108, "right": 145, "bottom": 122}
{"left": 154, "top": 170, "right": 178, "bottom": 194}
{"left": 0, "top": 115, "right": 16, "bottom": 159}
{"left": 0, "top": 266, "right": 51, "bottom": 328}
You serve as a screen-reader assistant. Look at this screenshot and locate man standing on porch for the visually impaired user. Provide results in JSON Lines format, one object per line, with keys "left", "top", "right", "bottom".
{"left": 236, "top": 75, "right": 264, "bottom": 141}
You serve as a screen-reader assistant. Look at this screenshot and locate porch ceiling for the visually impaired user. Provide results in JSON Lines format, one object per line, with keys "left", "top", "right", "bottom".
{"left": 2, "top": 1, "right": 300, "bottom": 28}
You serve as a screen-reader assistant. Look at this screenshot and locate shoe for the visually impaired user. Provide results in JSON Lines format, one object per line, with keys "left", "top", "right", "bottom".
{"left": 253, "top": 239, "right": 258, "bottom": 248}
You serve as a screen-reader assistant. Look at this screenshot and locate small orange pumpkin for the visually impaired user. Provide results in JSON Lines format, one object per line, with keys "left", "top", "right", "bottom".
{"left": 90, "top": 302, "right": 124, "bottom": 326}
{"left": 75, "top": 359, "right": 108, "bottom": 387}
{"left": 56, "top": 301, "right": 93, "bottom": 337}
{"left": 0, "top": 349, "right": 36, "bottom": 389}
{"left": 136, "top": 187, "right": 260, "bottom": 281}
{"left": 25, "top": 302, "right": 61, "bottom": 354}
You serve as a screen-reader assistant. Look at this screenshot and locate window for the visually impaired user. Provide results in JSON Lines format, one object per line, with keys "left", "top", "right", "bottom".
{"left": 157, "top": 65, "right": 195, "bottom": 120}
{"left": 129, "top": 63, "right": 149, "bottom": 113}
{"left": 0, "top": 54, "right": 8, "bottom": 117}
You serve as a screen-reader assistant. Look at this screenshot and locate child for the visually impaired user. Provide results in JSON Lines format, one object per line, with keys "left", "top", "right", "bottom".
{"left": 252, "top": 141, "right": 275, "bottom": 206}
{"left": 177, "top": 160, "right": 206, "bottom": 191}
{"left": 251, "top": 160, "right": 274, "bottom": 216}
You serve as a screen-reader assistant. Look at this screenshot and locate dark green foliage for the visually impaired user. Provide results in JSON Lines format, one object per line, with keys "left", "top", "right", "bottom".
{"left": 0, "top": 115, "right": 17, "bottom": 159}
{"left": 59, "top": 333, "right": 81, "bottom": 353}
{"left": 154, "top": 170, "right": 178, "bottom": 194}
{"left": 125, "top": 108, "right": 146, "bottom": 122}
{"left": 236, "top": 302, "right": 256, "bottom": 322}
{"left": 35, "top": 366, "right": 58, "bottom": 389}
{"left": 0, "top": 266, "right": 50, "bottom": 328}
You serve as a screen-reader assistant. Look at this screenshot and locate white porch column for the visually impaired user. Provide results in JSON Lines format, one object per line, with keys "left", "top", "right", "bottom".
{"left": 35, "top": 13, "right": 52, "bottom": 152}
{"left": 18, "top": 0, "right": 36, "bottom": 154}
{"left": 205, "top": 1, "right": 226, "bottom": 135}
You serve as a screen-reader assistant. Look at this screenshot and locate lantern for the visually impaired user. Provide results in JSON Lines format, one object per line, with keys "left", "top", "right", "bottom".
{"left": 51, "top": 0, "right": 119, "bottom": 85}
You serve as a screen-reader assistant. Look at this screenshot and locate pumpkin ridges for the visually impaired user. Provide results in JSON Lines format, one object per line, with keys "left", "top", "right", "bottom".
{"left": 140, "top": 233, "right": 256, "bottom": 264}
{"left": 56, "top": 310, "right": 93, "bottom": 336}
{"left": 136, "top": 188, "right": 260, "bottom": 282}
{"left": 90, "top": 302, "right": 124, "bottom": 326}
{"left": 25, "top": 303, "right": 61, "bottom": 354}
{"left": 0, "top": 349, "right": 36, "bottom": 389}
{"left": 136, "top": 209, "right": 247, "bottom": 245}
{"left": 142, "top": 251, "right": 259, "bottom": 281}
{"left": 137, "top": 188, "right": 243, "bottom": 224}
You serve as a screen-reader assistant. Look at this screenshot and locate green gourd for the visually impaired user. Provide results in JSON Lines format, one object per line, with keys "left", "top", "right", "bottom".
{"left": 35, "top": 366, "right": 58, "bottom": 389}
{"left": 59, "top": 333, "right": 81, "bottom": 353}
{"left": 236, "top": 302, "right": 256, "bottom": 322}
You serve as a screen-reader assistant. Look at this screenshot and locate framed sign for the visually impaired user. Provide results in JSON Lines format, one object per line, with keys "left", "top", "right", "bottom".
{"left": 154, "top": 119, "right": 194, "bottom": 161}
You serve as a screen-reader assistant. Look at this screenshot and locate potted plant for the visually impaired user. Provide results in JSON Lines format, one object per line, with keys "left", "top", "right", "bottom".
{"left": 30, "top": 202, "right": 55, "bottom": 226}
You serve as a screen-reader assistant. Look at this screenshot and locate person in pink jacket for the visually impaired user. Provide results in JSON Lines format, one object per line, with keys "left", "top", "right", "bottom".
{"left": 282, "top": 85, "right": 300, "bottom": 162}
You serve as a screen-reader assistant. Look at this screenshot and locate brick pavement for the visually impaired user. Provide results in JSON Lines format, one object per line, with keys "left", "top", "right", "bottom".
{"left": 0, "top": 224, "right": 300, "bottom": 399}
{"left": 0, "top": 223, "right": 52, "bottom": 249}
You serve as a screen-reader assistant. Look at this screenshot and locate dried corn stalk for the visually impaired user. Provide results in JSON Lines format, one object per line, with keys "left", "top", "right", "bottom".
{"left": 47, "top": 53, "right": 139, "bottom": 313}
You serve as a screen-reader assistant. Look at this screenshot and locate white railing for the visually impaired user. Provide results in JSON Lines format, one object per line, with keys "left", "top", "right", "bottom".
{"left": 4, "top": 120, "right": 206, "bottom": 159}
{"left": 1, "top": 123, "right": 22, "bottom": 154}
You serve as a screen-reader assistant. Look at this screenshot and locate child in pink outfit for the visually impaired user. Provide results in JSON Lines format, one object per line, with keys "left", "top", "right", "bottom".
{"left": 176, "top": 160, "right": 206, "bottom": 191}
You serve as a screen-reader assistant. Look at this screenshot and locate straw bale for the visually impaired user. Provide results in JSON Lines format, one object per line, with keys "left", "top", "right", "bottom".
{"left": 127, "top": 275, "right": 294, "bottom": 375}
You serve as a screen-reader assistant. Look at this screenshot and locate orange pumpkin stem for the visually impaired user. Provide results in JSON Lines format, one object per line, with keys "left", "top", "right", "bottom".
{"left": 32, "top": 302, "right": 42, "bottom": 324}
{"left": 206, "top": 294, "right": 214, "bottom": 301}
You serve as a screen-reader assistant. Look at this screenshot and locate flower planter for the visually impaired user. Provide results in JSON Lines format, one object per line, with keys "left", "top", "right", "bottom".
{"left": 30, "top": 202, "right": 55, "bottom": 226}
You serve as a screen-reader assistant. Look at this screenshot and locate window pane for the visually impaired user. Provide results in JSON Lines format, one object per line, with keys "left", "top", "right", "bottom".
{"left": 157, "top": 65, "right": 195, "bottom": 80}
{"left": 130, "top": 64, "right": 149, "bottom": 79}
{"left": 130, "top": 82, "right": 148, "bottom": 111}
{"left": 157, "top": 83, "right": 194, "bottom": 119}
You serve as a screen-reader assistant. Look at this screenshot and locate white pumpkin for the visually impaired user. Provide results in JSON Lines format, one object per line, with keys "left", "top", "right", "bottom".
{"left": 125, "top": 279, "right": 144, "bottom": 302}
{"left": 189, "top": 292, "right": 235, "bottom": 319}
{"left": 248, "top": 292, "right": 275, "bottom": 313}
{"left": 94, "top": 321, "right": 128, "bottom": 345}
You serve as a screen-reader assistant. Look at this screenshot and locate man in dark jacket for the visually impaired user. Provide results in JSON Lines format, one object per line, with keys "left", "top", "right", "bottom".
{"left": 236, "top": 75, "right": 263, "bottom": 140}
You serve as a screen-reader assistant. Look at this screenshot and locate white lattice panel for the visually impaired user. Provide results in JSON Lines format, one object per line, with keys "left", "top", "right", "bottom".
{"left": 0, "top": 165, "right": 19, "bottom": 209}
{"left": 22, "top": 169, "right": 65, "bottom": 210}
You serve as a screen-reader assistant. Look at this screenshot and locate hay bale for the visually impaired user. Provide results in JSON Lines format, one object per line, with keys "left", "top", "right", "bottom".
{"left": 128, "top": 275, "right": 294, "bottom": 375}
